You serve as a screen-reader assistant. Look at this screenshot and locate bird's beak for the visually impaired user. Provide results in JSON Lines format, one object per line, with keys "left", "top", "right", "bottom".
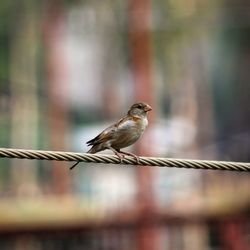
{"left": 145, "top": 105, "right": 152, "bottom": 112}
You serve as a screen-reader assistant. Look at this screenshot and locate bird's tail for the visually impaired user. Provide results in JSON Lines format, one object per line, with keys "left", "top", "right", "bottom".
{"left": 87, "top": 146, "right": 98, "bottom": 154}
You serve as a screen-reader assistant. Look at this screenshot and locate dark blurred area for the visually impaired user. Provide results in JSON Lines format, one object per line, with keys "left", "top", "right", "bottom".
{"left": 0, "top": 0, "right": 250, "bottom": 249}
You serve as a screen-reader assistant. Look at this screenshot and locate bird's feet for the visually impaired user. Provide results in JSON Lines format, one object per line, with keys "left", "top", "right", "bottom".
{"left": 115, "top": 152, "right": 126, "bottom": 163}
{"left": 106, "top": 147, "right": 140, "bottom": 164}
{"left": 118, "top": 151, "right": 140, "bottom": 164}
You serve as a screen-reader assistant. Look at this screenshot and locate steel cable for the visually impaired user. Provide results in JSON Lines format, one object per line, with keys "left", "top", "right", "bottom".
{"left": 0, "top": 147, "right": 249, "bottom": 171}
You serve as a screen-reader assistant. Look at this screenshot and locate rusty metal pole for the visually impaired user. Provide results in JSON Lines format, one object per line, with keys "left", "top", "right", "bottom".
{"left": 127, "top": 0, "right": 157, "bottom": 249}
{"left": 43, "top": 0, "right": 71, "bottom": 194}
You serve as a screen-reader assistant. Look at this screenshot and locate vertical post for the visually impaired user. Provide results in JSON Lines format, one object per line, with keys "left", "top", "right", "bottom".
{"left": 43, "top": 0, "right": 71, "bottom": 194}
{"left": 127, "top": 0, "right": 157, "bottom": 249}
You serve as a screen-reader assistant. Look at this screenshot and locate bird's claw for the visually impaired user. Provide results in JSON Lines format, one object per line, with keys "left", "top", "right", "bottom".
{"left": 116, "top": 152, "right": 140, "bottom": 164}
{"left": 134, "top": 155, "right": 140, "bottom": 164}
{"left": 116, "top": 153, "right": 125, "bottom": 163}
{"left": 122, "top": 151, "right": 140, "bottom": 164}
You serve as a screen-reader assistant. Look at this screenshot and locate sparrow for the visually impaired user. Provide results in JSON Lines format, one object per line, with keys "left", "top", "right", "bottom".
{"left": 70, "top": 102, "right": 152, "bottom": 169}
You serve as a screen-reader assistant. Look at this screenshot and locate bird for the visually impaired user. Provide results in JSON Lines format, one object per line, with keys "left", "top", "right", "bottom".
{"left": 70, "top": 102, "right": 152, "bottom": 170}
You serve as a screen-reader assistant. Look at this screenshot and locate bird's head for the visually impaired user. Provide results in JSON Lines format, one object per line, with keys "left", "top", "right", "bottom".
{"left": 128, "top": 102, "right": 152, "bottom": 117}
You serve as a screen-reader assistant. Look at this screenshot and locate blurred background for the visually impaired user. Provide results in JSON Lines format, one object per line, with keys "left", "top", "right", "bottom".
{"left": 0, "top": 0, "right": 250, "bottom": 249}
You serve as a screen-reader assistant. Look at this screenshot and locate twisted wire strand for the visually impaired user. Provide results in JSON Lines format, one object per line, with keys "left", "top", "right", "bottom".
{"left": 0, "top": 147, "right": 249, "bottom": 171}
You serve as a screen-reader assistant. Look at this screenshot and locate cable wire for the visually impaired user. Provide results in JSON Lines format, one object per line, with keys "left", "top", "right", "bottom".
{"left": 0, "top": 147, "right": 249, "bottom": 171}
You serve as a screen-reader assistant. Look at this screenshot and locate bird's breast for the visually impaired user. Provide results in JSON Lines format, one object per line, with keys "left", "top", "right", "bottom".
{"left": 118, "top": 117, "right": 148, "bottom": 132}
{"left": 110, "top": 117, "right": 148, "bottom": 149}
{"left": 139, "top": 117, "right": 148, "bottom": 131}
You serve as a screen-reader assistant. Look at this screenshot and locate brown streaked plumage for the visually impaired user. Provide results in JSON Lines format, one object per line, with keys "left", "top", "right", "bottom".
{"left": 70, "top": 102, "right": 152, "bottom": 169}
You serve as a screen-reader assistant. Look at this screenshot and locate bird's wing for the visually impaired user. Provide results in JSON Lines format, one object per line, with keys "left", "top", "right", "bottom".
{"left": 86, "top": 115, "right": 130, "bottom": 146}
{"left": 86, "top": 125, "right": 115, "bottom": 145}
{"left": 116, "top": 115, "right": 139, "bottom": 130}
